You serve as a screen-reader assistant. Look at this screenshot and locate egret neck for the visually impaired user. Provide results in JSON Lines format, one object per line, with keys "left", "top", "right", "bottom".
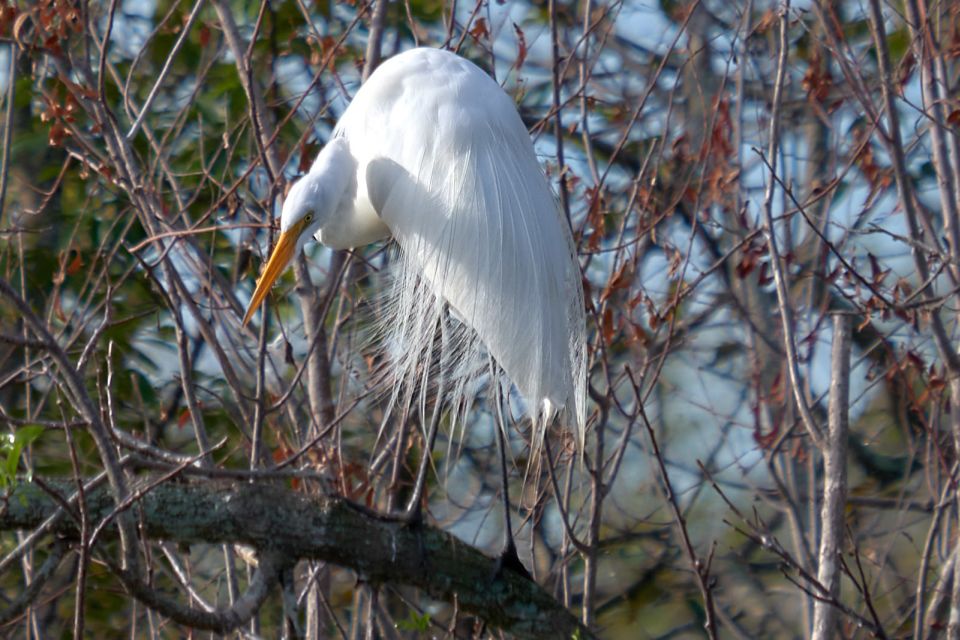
{"left": 305, "top": 137, "right": 389, "bottom": 250}
{"left": 242, "top": 137, "right": 389, "bottom": 326}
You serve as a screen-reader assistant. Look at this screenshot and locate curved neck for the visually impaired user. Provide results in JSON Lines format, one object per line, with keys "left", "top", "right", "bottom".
{"left": 313, "top": 138, "right": 391, "bottom": 249}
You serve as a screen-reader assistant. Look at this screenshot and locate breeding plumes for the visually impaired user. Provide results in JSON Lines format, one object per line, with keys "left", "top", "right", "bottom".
{"left": 243, "top": 46, "right": 586, "bottom": 458}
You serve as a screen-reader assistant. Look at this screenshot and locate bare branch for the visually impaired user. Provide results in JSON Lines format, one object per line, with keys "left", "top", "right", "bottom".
{"left": 811, "top": 314, "right": 851, "bottom": 639}
{"left": 757, "top": 1, "right": 824, "bottom": 448}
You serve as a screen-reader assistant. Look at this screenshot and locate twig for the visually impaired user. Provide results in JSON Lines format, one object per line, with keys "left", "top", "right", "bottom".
{"left": 756, "top": 1, "right": 824, "bottom": 448}
{"left": 210, "top": 0, "right": 281, "bottom": 179}
{"left": 116, "top": 549, "right": 287, "bottom": 634}
{"left": 0, "top": 277, "right": 139, "bottom": 575}
{"left": 0, "top": 540, "right": 66, "bottom": 625}
{"left": 862, "top": 0, "right": 960, "bottom": 377}
{"left": 363, "top": 0, "right": 391, "bottom": 81}
{"left": 914, "top": 468, "right": 958, "bottom": 640}
{"left": 547, "top": 0, "right": 571, "bottom": 223}
{"left": 0, "top": 45, "right": 16, "bottom": 226}
{"left": 900, "top": 0, "right": 960, "bottom": 284}
{"left": 97, "top": 0, "right": 121, "bottom": 106}
{"left": 811, "top": 315, "right": 850, "bottom": 639}
{"left": 126, "top": 0, "right": 208, "bottom": 139}
{"left": 638, "top": 402, "right": 718, "bottom": 638}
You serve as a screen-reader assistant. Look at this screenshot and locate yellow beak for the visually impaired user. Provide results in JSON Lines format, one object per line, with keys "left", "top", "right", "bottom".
{"left": 242, "top": 223, "right": 303, "bottom": 327}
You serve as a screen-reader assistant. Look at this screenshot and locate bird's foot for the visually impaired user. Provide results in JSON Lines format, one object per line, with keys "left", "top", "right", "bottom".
{"left": 490, "top": 539, "right": 532, "bottom": 582}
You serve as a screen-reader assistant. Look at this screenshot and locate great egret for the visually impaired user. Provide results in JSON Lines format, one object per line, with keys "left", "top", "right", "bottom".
{"left": 242, "top": 47, "right": 587, "bottom": 565}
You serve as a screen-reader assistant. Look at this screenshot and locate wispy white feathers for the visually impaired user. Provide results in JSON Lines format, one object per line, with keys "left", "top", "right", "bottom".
{"left": 332, "top": 48, "right": 587, "bottom": 449}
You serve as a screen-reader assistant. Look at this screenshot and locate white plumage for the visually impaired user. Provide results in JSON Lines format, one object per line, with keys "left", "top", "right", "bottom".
{"left": 244, "top": 48, "right": 586, "bottom": 446}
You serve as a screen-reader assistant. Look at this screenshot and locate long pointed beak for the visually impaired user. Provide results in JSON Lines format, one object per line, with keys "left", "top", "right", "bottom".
{"left": 242, "top": 226, "right": 301, "bottom": 327}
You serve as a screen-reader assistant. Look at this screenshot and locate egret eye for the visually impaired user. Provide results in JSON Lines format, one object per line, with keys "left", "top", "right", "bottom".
{"left": 304, "top": 212, "right": 313, "bottom": 223}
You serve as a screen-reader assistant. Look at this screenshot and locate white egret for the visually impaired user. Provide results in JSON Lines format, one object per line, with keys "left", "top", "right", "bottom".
{"left": 242, "top": 47, "right": 586, "bottom": 567}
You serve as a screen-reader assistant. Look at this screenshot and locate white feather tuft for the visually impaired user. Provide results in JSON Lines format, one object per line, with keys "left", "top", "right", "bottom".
{"left": 335, "top": 48, "right": 587, "bottom": 452}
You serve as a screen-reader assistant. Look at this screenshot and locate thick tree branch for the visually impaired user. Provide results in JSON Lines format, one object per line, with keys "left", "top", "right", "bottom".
{"left": 0, "top": 479, "right": 590, "bottom": 639}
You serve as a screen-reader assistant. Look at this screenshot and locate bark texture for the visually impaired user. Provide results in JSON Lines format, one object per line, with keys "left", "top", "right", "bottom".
{"left": 0, "top": 479, "right": 589, "bottom": 639}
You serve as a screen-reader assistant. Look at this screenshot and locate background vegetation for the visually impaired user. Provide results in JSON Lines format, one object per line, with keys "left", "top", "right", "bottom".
{"left": 1, "top": 0, "right": 959, "bottom": 638}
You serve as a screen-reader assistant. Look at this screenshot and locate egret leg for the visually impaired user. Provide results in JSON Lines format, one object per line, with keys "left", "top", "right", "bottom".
{"left": 491, "top": 381, "right": 532, "bottom": 580}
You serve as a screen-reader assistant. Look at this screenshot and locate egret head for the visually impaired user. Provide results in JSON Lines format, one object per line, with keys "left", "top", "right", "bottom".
{"left": 241, "top": 174, "right": 327, "bottom": 327}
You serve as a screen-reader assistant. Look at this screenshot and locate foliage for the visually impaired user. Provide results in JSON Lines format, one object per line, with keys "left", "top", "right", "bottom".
{"left": 0, "top": 425, "right": 42, "bottom": 488}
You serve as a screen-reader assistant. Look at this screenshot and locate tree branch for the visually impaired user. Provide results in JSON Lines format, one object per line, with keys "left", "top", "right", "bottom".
{"left": 757, "top": 1, "right": 825, "bottom": 448}
{"left": 811, "top": 314, "right": 850, "bottom": 639}
{"left": 0, "top": 479, "right": 591, "bottom": 639}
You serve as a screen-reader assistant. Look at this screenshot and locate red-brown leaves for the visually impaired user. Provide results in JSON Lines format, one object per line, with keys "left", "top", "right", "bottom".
{"left": 13, "top": 0, "right": 81, "bottom": 54}
{"left": 705, "top": 99, "right": 734, "bottom": 161}
{"left": 853, "top": 131, "right": 892, "bottom": 192}
{"left": 198, "top": 22, "right": 211, "bottom": 48}
{"left": 735, "top": 242, "right": 763, "bottom": 279}
{"left": 600, "top": 262, "right": 634, "bottom": 305}
{"left": 0, "top": 2, "right": 17, "bottom": 36}
{"left": 752, "top": 9, "right": 779, "bottom": 36}
{"left": 469, "top": 17, "right": 489, "bottom": 42}
{"left": 65, "top": 250, "right": 84, "bottom": 276}
{"left": 583, "top": 185, "right": 606, "bottom": 252}
{"left": 53, "top": 248, "right": 83, "bottom": 285}
{"left": 867, "top": 253, "right": 890, "bottom": 287}
{"left": 600, "top": 307, "right": 616, "bottom": 344}
{"left": 513, "top": 23, "right": 527, "bottom": 70}
{"left": 802, "top": 46, "right": 832, "bottom": 104}
{"left": 311, "top": 34, "right": 343, "bottom": 67}
{"left": 47, "top": 122, "right": 68, "bottom": 147}
{"left": 693, "top": 100, "right": 739, "bottom": 211}
{"left": 41, "top": 85, "right": 84, "bottom": 147}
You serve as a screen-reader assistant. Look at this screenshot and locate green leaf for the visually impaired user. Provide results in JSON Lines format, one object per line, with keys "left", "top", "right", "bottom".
{"left": 396, "top": 611, "right": 431, "bottom": 632}
{"left": 2, "top": 426, "right": 45, "bottom": 487}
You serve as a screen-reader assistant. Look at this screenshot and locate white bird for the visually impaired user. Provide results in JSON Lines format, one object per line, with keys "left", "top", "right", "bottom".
{"left": 243, "top": 47, "right": 586, "bottom": 459}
